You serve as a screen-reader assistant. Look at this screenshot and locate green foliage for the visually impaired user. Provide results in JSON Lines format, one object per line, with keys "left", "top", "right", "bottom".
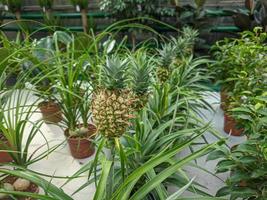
{"left": 211, "top": 27, "right": 267, "bottom": 110}
{"left": 0, "top": 21, "right": 223, "bottom": 200}
{"left": 100, "top": 55, "right": 129, "bottom": 90}
{"left": 128, "top": 48, "right": 154, "bottom": 95}
{"left": 1, "top": 0, "right": 22, "bottom": 12}
{"left": 38, "top": 0, "right": 53, "bottom": 9}
{"left": 99, "top": 0, "right": 175, "bottom": 19}
{"left": 69, "top": 0, "right": 89, "bottom": 9}
{"left": 229, "top": 0, "right": 267, "bottom": 31}
{"left": 209, "top": 135, "right": 267, "bottom": 200}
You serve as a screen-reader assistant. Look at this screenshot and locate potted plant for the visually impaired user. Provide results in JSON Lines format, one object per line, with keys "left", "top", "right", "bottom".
{"left": 19, "top": 35, "right": 64, "bottom": 124}
{"left": 70, "top": 0, "right": 89, "bottom": 33}
{"left": 71, "top": 47, "right": 223, "bottom": 199}
{"left": 209, "top": 134, "right": 267, "bottom": 199}
{"left": 211, "top": 28, "right": 267, "bottom": 136}
{"left": 0, "top": 90, "right": 52, "bottom": 198}
{"left": 0, "top": 32, "right": 31, "bottom": 88}
{"left": 0, "top": 168, "right": 73, "bottom": 199}
{"left": 51, "top": 32, "right": 96, "bottom": 159}
{"left": 36, "top": 83, "right": 62, "bottom": 124}
{"left": 208, "top": 91, "right": 267, "bottom": 199}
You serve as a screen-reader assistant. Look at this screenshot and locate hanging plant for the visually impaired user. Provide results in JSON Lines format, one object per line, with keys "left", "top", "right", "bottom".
{"left": 69, "top": 0, "right": 89, "bottom": 33}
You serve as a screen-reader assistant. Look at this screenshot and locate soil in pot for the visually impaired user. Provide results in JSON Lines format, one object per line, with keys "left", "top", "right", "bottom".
{"left": 224, "top": 114, "right": 244, "bottom": 136}
{"left": 38, "top": 101, "right": 62, "bottom": 124}
{"left": 64, "top": 124, "right": 96, "bottom": 159}
{"left": 0, "top": 176, "right": 39, "bottom": 200}
{"left": 0, "top": 133, "right": 13, "bottom": 163}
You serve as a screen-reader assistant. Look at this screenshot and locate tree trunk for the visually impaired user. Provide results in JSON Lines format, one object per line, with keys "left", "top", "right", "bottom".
{"left": 81, "top": 9, "right": 88, "bottom": 33}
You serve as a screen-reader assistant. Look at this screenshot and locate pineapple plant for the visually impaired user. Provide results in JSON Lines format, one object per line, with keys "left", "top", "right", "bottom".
{"left": 92, "top": 55, "right": 134, "bottom": 138}
{"left": 181, "top": 27, "right": 199, "bottom": 56}
{"left": 157, "top": 43, "right": 176, "bottom": 83}
{"left": 128, "top": 49, "right": 153, "bottom": 110}
{"left": 170, "top": 27, "right": 198, "bottom": 66}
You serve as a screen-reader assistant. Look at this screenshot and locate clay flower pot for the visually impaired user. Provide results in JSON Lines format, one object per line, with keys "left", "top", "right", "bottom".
{"left": 1, "top": 176, "right": 39, "bottom": 200}
{"left": 224, "top": 114, "right": 243, "bottom": 136}
{"left": 0, "top": 134, "right": 13, "bottom": 163}
{"left": 38, "top": 101, "right": 62, "bottom": 124}
{"left": 64, "top": 124, "right": 96, "bottom": 159}
{"left": 220, "top": 90, "right": 228, "bottom": 111}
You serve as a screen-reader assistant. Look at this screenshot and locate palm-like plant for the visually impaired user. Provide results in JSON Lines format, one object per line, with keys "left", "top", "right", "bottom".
{"left": 38, "top": 0, "right": 54, "bottom": 25}
{"left": 0, "top": 90, "right": 51, "bottom": 167}
{"left": 70, "top": 0, "right": 89, "bottom": 33}
{"left": 2, "top": 0, "right": 22, "bottom": 19}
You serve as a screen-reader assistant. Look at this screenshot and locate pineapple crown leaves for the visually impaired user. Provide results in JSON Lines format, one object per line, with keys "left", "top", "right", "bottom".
{"left": 157, "top": 43, "right": 176, "bottom": 70}
{"left": 171, "top": 37, "right": 189, "bottom": 57}
{"left": 181, "top": 27, "right": 199, "bottom": 44}
{"left": 170, "top": 27, "right": 198, "bottom": 58}
{"left": 128, "top": 49, "right": 154, "bottom": 95}
{"left": 100, "top": 55, "right": 130, "bottom": 91}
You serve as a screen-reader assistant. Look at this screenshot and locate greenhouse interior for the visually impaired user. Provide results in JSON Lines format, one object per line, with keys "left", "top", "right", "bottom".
{"left": 0, "top": 0, "right": 266, "bottom": 199}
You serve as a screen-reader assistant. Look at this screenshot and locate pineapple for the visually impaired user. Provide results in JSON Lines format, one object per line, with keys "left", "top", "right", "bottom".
{"left": 171, "top": 27, "right": 199, "bottom": 64}
{"left": 129, "top": 49, "right": 153, "bottom": 110}
{"left": 181, "top": 27, "right": 199, "bottom": 56}
{"left": 157, "top": 43, "right": 175, "bottom": 83}
{"left": 91, "top": 56, "right": 134, "bottom": 138}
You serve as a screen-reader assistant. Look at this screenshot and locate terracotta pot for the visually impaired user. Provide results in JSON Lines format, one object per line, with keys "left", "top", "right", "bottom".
{"left": 38, "top": 101, "right": 62, "bottom": 124}
{"left": 220, "top": 90, "right": 228, "bottom": 111}
{"left": 65, "top": 124, "right": 96, "bottom": 159}
{"left": 0, "top": 134, "right": 13, "bottom": 163}
{"left": 224, "top": 114, "right": 243, "bottom": 136}
{"left": 1, "top": 175, "right": 39, "bottom": 200}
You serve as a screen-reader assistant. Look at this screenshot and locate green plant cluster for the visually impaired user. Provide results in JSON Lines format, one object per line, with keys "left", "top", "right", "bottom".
{"left": 212, "top": 27, "right": 267, "bottom": 110}
{"left": 0, "top": 23, "right": 225, "bottom": 200}
{"left": 99, "top": 0, "right": 175, "bottom": 19}
{"left": 209, "top": 27, "right": 267, "bottom": 200}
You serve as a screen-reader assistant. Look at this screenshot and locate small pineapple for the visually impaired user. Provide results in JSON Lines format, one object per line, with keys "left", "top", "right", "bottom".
{"left": 157, "top": 43, "right": 175, "bottom": 83}
{"left": 171, "top": 27, "right": 199, "bottom": 61}
{"left": 129, "top": 49, "right": 153, "bottom": 110}
{"left": 181, "top": 27, "right": 199, "bottom": 56}
{"left": 91, "top": 56, "right": 134, "bottom": 138}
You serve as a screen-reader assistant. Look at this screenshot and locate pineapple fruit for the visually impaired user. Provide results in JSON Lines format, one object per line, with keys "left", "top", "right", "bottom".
{"left": 157, "top": 43, "right": 175, "bottom": 83}
{"left": 171, "top": 27, "right": 199, "bottom": 67}
{"left": 92, "top": 56, "right": 134, "bottom": 138}
{"left": 129, "top": 49, "right": 153, "bottom": 110}
{"left": 181, "top": 27, "right": 199, "bottom": 56}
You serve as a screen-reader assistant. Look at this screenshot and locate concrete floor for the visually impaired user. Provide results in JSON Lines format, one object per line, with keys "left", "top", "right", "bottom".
{"left": 6, "top": 91, "right": 246, "bottom": 199}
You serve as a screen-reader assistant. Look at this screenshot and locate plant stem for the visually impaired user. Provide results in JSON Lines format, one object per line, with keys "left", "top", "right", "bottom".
{"left": 106, "top": 139, "right": 115, "bottom": 199}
